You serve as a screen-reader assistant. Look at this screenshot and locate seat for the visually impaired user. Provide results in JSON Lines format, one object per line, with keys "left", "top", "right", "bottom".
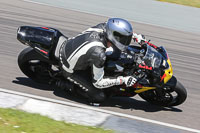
{"left": 54, "top": 36, "right": 68, "bottom": 59}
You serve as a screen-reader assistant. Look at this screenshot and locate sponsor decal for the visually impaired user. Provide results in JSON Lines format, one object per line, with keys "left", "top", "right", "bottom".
{"left": 34, "top": 46, "right": 48, "bottom": 55}
{"left": 145, "top": 41, "right": 158, "bottom": 49}
{"left": 40, "top": 49, "right": 48, "bottom": 55}
{"left": 41, "top": 27, "right": 49, "bottom": 29}
{"left": 139, "top": 64, "right": 152, "bottom": 70}
{"left": 160, "top": 73, "right": 166, "bottom": 82}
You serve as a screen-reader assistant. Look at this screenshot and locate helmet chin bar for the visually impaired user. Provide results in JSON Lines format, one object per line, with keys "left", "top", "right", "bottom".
{"left": 112, "top": 38, "right": 128, "bottom": 52}
{"left": 107, "top": 30, "right": 127, "bottom": 52}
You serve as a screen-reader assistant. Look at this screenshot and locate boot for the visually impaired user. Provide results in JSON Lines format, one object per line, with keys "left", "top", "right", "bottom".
{"left": 55, "top": 80, "right": 74, "bottom": 91}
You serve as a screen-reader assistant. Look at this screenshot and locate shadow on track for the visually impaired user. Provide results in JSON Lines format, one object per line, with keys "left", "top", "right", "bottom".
{"left": 12, "top": 77, "right": 89, "bottom": 104}
{"left": 13, "top": 77, "right": 182, "bottom": 113}
{"left": 12, "top": 77, "right": 52, "bottom": 91}
{"left": 54, "top": 90, "right": 182, "bottom": 113}
{"left": 100, "top": 97, "right": 182, "bottom": 112}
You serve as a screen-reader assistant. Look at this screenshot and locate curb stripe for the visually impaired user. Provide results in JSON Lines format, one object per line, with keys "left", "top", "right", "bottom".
{"left": 0, "top": 88, "right": 199, "bottom": 133}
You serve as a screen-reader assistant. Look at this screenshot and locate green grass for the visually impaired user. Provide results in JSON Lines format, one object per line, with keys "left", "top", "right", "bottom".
{"left": 158, "top": 0, "right": 200, "bottom": 8}
{"left": 0, "top": 108, "right": 113, "bottom": 133}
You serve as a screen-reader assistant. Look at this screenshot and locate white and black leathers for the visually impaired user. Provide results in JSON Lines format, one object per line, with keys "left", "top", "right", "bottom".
{"left": 59, "top": 23, "right": 122, "bottom": 89}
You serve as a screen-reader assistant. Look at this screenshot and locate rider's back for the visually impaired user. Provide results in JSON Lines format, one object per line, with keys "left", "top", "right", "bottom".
{"left": 60, "top": 23, "right": 107, "bottom": 73}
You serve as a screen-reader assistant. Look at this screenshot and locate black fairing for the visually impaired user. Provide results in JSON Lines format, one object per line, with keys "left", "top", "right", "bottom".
{"left": 17, "top": 26, "right": 63, "bottom": 59}
{"left": 165, "top": 76, "right": 177, "bottom": 87}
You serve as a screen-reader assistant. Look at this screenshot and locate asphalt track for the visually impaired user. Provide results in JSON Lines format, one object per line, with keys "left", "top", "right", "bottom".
{"left": 26, "top": 0, "right": 200, "bottom": 34}
{"left": 0, "top": 0, "right": 200, "bottom": 132}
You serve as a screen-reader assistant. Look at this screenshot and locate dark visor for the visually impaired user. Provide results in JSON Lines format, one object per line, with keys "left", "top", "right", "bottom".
{"left": 113, "top": 32, "right": 132, "bottom": 46}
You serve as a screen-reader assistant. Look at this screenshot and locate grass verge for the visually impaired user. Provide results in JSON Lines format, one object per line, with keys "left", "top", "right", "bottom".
{"left": 0, "top": 108, "right": 113, "bottom": 133}
{"left": 158, "top": 0, "right": 200, "bottom": 8}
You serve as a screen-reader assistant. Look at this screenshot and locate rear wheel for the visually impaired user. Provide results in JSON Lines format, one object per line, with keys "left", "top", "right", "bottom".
{"left": 139, "top": 79, "right": 187, "bottom": 107}
{"left": 18, "top": 47, "right": 55, "bottom": 84}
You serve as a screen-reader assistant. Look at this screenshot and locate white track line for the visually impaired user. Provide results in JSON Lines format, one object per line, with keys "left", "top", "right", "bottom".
{"left": 23, "top": 0, "right": 54, "bottom": 7}
{"left": 0, "top": 88, "right": 199, "bottom": 133}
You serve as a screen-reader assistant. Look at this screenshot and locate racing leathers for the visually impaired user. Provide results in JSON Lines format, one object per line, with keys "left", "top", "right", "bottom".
{"left": 59, "top": 23, "right": 136, "bottom": 103}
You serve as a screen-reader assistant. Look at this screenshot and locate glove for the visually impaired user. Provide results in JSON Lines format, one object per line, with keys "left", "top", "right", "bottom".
{"left": 123, "top": 76, "right": 137, "bottom": 87}
{"left": 116, "top": 76, "right": 137, "bottom": 87}
{"left": 133, "top": 33, "right": 146, "bottom": 44}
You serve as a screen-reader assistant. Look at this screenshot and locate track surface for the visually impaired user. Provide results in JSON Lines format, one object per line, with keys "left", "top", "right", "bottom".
{"left": 0, "top": 0, "right": 200, "bottom": 131}
{"left": 27, "top": 0, "right": 200, "bottom": 34}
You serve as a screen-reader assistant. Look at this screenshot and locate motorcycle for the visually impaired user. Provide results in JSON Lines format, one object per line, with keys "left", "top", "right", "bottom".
{"left": 17, "top": 26, "right": 187, "bottom": 107}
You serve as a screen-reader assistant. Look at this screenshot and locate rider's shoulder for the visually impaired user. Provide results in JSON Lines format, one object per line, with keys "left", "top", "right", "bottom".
{"left": 92, "top": 23, "right": 106, "bottom": 30}
{"left": 88, "top": 46, "right": 106, "bottom": 60}
{"left": 83, "top": 23, "right": 106, "bottom": 33}
{"left": 89, "top": 46, "right": 106, "bottom": 67}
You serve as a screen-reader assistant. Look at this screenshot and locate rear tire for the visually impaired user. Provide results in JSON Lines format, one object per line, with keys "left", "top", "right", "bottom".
{"left": 18, "top": 47, "right": 53, "bottom": 84}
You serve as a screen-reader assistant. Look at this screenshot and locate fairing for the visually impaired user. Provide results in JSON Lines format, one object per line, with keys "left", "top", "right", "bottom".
{"left": 134, "top": 45, "right": 173, "bottom": 93}
{"left": 159, "top": 46, "right": 173, "bottom": 84}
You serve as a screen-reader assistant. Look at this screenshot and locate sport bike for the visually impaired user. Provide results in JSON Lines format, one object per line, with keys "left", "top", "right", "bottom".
{"left": 17, "top": 26, "right": 187, "bottom": 107}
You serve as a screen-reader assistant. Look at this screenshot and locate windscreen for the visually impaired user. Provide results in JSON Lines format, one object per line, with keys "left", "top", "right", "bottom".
{"left": 143, "top": 45, "right": 162, "bottom": 68}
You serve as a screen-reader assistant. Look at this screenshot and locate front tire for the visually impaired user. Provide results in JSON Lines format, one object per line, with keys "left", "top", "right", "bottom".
{"left": 139, "top": 79, "right": 187, "bottom": 107}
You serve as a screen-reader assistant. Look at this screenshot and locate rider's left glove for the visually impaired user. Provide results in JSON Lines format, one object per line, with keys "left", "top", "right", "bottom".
{"left": 133, "top": 33, "right": 146, "bottom": 44}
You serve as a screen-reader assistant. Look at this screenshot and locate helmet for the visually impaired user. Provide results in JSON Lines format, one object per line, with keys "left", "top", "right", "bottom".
{"left": 105, "top": 18, "right": 133, "bottom": 51}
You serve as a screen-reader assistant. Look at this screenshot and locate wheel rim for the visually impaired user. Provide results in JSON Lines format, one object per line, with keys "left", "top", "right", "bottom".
{"left": 140, "top": 87, "right": 180, "bottom": 106}
{"left": 23, "top": 60, "right": 52, "bottom": 83}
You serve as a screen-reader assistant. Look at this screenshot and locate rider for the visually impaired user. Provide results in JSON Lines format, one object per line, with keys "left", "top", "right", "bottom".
{"left": 57, "top": 18, "right": 147, "bottom": 104}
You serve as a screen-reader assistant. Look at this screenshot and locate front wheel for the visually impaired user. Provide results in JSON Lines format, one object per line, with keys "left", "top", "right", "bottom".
{"left": 139, "top": 79, "right": 187, "bottom": 107}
